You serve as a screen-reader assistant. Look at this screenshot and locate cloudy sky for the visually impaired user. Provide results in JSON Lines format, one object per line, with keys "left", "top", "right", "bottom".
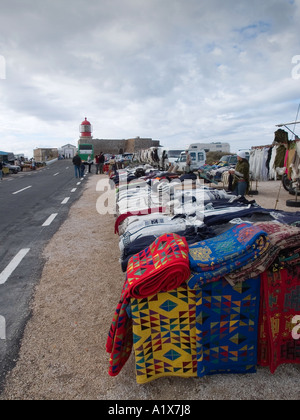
{"left": 0, "top": 0, "right": 299, "bottom": 158}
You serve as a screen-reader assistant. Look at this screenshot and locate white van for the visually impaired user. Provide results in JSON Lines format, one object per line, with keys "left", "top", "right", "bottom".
{"left": 166, "top": 148, "right": 185, "bottom": 165}
{"left": 177, "top": 144, "right": 206, "bottom": 172}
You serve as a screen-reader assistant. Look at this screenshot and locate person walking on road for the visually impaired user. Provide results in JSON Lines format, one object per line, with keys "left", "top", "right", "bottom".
{"left": 72, "top": 153, "right": 82, "bottom": 178}
{"left": 0, "top": 161, "right": 3, "bottom": 180}
{"left": 99, "top": 152, "right": 105, "bottom": 174}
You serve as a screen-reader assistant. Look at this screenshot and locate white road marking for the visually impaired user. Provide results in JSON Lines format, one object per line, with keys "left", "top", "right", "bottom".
{"left": 71, "top": 188, "right": 77, "bottom": 193}
{"left": 53, "top": 172, "right": 59, "bottom": 176}
{"left": 0, "top": 315, "right": 6, "bottom": 340}
{"left": 12, "top": 186, "right": 32, "bottom": 195}
{"left": 61, "top": 197, "right": 70, "bottom": 204}
{"left": 77, "top": 182, "right": 81, "bottom": 185}
{"left": 0, "top": 248, "right": 30, "bottom": 285}
{"left": 42, "top": 213, "right": 58, "bottom": 227}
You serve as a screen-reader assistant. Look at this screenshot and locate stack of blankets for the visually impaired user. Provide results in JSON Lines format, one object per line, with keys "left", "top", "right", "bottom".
{"left": 106, "top": 181, "right": 300, "bottom": 383}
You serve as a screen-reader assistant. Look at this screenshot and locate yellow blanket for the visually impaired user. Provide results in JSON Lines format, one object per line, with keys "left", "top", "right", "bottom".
{"left": 131, "top": 284, "right": 197, "bottom": 384}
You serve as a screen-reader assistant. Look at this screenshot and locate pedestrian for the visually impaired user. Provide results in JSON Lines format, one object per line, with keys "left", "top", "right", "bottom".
{"left": 87, "top": 156, "right": 93, "bottom": 173}
{"left": 185, "top": 150, "right": 192, "bottom": 173}
{"left": 0, "top": 161, "right": 3, "bottom": 181}
{"left": 109, "top": 155, "right": 117, "bottom": 176}
{"left": 95, "top": 154, "right": 100, "bottom": 174}
{"left": 72, "top": 153, "right": 82, "bottom": 178}
{"left": 229, "top": 151, "right": 250, "bottom": 197}
{"left": 80, "top": 163, "right": 85, "bottom": 178}
{"left": 99, "top": 152, "right": 105, "bottom": 174}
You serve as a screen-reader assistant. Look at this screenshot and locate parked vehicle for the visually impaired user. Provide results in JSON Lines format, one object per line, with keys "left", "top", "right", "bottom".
{"left": 3, "top": 163, "right": 21, "bottom": 174}
{"left": 218, "top": 155, "right": 238, "bottom": 166}
{"left": 176, "top": 144, "right": 206, "bottom": 172}
{"left": 167, "top": 148, "right": 185, "bottom": 165}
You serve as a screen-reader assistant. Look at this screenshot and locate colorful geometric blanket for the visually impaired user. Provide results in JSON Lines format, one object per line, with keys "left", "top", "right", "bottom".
{"left": 106, "top": 233, "right": 191, "bottom": 376}
{"left": 126, "top": 233, "right": 190, "bottom": 299}
{"left": 188, "top": 223, "right": 269, "bottom": 288}
{"left": 195, "top": 277, "right": 261, "bottom": 377}
{"left": 258, "top": 265, "right": 300, "bottom": 373}
{"left": 226, "top": 221, "right": 300, "bottom": 285}
{"left": 131, "top": 284, "right": 198, "bottom": 384}
{"left": 130, "top": 276, "right": 261, "bottom": 383}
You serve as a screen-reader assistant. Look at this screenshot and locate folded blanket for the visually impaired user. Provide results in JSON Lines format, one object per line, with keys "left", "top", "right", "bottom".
{"left": 196, "top": 277, "right": 261, "bottom": 377}
{"left": 132, "top": 284, "right": 198, "bottom": 384}
{"left": 226, "top": 221, "right": 300, "bottom": 285}
{"left": 258, "top": 265, "right": 300, "bottom": 373}
{"left": 188, "top": 223, "right": 269, "bottom": 288}
{"left": 131, "top": 276, "right": 261, "bottom": 383}
{"left": 106, "top": 233, "right": 191, "bottom": 376}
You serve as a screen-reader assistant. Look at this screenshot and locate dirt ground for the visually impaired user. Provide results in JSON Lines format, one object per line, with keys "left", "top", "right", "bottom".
{"left": 0, "top": 175, "right": 299, "bottom": 400}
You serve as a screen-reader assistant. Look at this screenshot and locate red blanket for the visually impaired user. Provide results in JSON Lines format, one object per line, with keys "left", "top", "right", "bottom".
{"left": 106, "top": 233, "right": 191, "bottom": 376}
{"left": 258, "top": 265, "right": 300, "bottom": 373}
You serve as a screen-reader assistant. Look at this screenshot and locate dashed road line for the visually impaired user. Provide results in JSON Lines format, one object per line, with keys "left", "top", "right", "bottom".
{"left": 71, "top": 188, "right": 77, "bottom": 193}
{"left": 12, "top": 186, "right": 32, "bottom": 195}
{"left": 53, "top": 172, "right": 60, "bottom": 177}
{"left": 42, "top": 213, "right": 58, "bottom": 227}
{"left": 0, "top": 315, "right": 5, "bottom": 340}
{"left": 61, "top": 197, "right": 70, "bottom": 204}
{"left": 0, "top": 248, "right": 31, "bottom": 285}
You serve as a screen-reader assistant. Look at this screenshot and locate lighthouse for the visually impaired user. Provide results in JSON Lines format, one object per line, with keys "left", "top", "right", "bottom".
{"left": 78, "top": 117, "right": 94, "bottom": 165}
{"left": 79, "top": 117, "right": 93, "bottom": 140}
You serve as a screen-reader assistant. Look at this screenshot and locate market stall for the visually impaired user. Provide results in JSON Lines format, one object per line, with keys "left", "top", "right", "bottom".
{"left": 106, "top": 165, "right": 300, "bottom": 383}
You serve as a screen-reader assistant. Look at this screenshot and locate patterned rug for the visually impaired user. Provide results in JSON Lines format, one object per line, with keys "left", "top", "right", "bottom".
{"left": 106, "top": 233, "right": 191, "bottom": 377}
{"left": 126, "top": 233, "right": 190, "bottom": 299}
{"left": 226, "top": 221, "right": 300, "bottom": 285}
{"left": 188, "top": 223, "right": 269, "bottom": 288}
{"left": 195, "top": 277, "right": 261, "bottom": 377}
{"left": 131, "top": 284, "right": 198, "bottom": 384}
{"left": 130, "top": 277, "right": 261, "bottom": 383}
{"left": 258, "top": 265, "right": 300, "bottom": 373}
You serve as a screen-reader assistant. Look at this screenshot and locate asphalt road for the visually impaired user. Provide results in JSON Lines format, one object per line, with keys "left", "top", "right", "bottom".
{"left": 0, "top": 159, "right": 90, "bottom": 389}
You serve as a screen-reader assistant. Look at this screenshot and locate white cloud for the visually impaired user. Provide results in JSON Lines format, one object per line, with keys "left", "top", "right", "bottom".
{"left": 0, "top": 0, "right": 299, "bottom": 158}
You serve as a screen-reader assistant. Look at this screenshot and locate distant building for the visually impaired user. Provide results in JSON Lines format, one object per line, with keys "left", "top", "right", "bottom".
{"left": 58, "top": 144, "right": 77, "bottom": 159}
{"left": 77, "top": 117, "right": 160, "bottom": 155}
{"left": 78, "top": 136, "right": 160, "bottom": 156}
{"left": 34, "top": 148, "right": 58, "bottom": 162}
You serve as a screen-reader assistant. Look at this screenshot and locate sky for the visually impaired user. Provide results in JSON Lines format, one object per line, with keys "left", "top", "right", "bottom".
{"left": 0, "top": 0, "right": 300, "bottom": 158}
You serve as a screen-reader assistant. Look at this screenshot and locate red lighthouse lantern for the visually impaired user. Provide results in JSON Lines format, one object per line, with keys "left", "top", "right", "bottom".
{"left": 79, "top": 117, "right": 93, "bottom": 139}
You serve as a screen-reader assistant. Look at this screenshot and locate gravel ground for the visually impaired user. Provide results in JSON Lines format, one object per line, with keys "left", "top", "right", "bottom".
{"left": 0, "top": 175, "right": 299, "bottom": 400}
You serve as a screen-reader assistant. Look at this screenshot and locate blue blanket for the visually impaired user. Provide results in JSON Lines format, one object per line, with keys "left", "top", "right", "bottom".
{"left": 188, "top": 223, "right": 269, "bottom": 288}
{"left": 195, "top": 276, "right": 261, "bottom": 377}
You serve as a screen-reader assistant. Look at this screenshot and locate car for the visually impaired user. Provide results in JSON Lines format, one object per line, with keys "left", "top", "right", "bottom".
{"left": 218, "top": 155, "right": 238, "bottom": 166}
{"left": 3, "top": 163, "right": 21, "bottom": 174}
